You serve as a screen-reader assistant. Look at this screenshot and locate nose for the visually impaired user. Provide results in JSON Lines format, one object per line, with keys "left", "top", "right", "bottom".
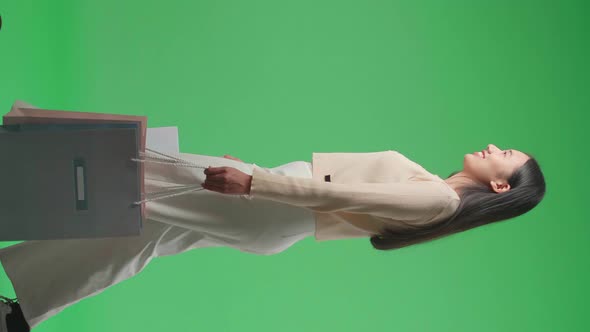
{"left": 487, "top": 144, "right": 499, "bottom": 154}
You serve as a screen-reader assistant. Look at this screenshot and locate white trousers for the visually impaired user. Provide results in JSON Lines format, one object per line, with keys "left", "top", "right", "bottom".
{"left": 0, "top": 152, "right": 315, "bottom": 329}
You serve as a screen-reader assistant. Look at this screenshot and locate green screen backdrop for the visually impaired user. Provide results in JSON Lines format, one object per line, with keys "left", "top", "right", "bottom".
{"left": 0, "top": 1, "right": 587, "bottom": 331}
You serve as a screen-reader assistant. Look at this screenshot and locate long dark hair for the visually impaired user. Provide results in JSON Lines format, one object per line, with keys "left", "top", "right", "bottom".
{"left": 370, "top": 153, "right": 546, "bottom": 250}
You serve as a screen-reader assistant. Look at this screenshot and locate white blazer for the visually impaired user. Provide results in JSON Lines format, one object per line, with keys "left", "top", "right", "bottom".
{"left": 249, "top": 150, "right": 460, "bottom": 242}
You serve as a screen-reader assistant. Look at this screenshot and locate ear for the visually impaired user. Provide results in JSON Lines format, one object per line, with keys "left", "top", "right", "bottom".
{"left": 490, "top": 180, "right": 511, "bottom": 193}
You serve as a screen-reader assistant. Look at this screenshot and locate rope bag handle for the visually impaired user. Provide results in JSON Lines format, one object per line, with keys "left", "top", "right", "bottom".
{"left": 130, "top": 148, "right": 211, "bottom": 206}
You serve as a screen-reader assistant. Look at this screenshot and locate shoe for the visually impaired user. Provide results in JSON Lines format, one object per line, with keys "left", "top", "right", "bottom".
{"left": 0, "top": 296, "right": 30, "bottom": 332}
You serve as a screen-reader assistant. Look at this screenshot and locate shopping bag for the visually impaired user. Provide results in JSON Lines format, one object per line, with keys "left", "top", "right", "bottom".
{"left": 0, "top": 122, "right": 143, "bottom": 240}
{"left": 3, "top": 100, "right": 148, "bottom": 220}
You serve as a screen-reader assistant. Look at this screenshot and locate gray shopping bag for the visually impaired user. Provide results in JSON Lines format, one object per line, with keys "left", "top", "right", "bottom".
{"left": 0, "top": 123, "right": 142, "bottom": 240}
{"left": 3, "top": 100, "right": 149, "bottom": 221}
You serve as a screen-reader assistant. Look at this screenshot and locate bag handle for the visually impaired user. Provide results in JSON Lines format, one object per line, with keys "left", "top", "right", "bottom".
{"left": 130, "top": 148, "right": 209, "bottom": 205}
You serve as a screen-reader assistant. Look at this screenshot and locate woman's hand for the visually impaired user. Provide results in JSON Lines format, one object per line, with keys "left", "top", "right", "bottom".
{"left": 223, "top": 154, "right": 244, "bottom": 163}
{"left": 202, "top": 166, "right": 252, "bottom": 195}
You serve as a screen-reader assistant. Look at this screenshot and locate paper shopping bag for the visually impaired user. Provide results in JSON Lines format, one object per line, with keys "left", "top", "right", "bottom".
{"left": 3, "top": 100, "right": 148, "bottom": 220}
{"left": 0, "top": 122, "right": 142, "bottom": 240}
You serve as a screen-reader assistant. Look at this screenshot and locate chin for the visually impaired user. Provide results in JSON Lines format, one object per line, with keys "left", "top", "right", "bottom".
{"left": 463, "top": 154, "right": 476, "bottom": 170}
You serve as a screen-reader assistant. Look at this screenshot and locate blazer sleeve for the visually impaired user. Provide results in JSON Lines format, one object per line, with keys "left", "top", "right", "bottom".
{"left": 247, "top": 165, "right": 454, "bottom": 222}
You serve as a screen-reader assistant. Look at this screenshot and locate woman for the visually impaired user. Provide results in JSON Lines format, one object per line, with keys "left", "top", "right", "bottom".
{"left": 0, "top": 144, "right": 546, "bottom": 330}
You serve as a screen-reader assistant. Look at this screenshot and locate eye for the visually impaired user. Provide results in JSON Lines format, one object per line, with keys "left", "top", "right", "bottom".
{"left": 504, "top": 151, "right": 507, "bottom": 157}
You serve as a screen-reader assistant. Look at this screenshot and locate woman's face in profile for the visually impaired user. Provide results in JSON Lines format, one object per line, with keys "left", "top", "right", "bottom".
{"left": 464, "top": 144, "right": 531, "bottom": 191}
